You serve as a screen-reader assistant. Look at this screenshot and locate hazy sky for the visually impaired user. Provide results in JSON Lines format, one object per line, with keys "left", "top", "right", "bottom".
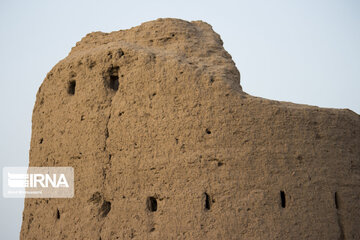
{"left": 0, "top": 0, "right": 359, "bottom": 238}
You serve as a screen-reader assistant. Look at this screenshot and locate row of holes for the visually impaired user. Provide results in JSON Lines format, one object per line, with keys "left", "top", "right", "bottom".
{"left": 146, "top": 191, "right": 340, "bottom": 211}
{"left": 146, "top": 191, "right": 299, "bottom": 212}
{"left": 67, "top": 67, "right": 120, "bottom": 95}
{"left": 280, "top": 191, "right": 340, "bottom": 209}
{"left": 54, "top": 191, "right": 340, "bottom": 220}
{"left": 147, "top": 192, "right": 288, "bottom": 212}
{"left": 67, "top": 78, "right": 119, "bottom": 95}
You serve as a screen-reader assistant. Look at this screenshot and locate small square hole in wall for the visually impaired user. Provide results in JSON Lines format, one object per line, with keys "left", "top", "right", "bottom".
{"left": 109, "top": 74, "right": 119, "bottom": 91}
{"left": 68, "top": 80, "right": 76, "bottom": 95}
{"left": 108, "top": 66, "right": 119, "bottom": 91}
{"left": 334, "top": 192, "right": 339, "bottom": 209}
{"left": 146, "top": 196, "right": 157, "bottom": 212}
{"left": 280, "top": 191, "right": 286, "bottom": 208}
{"left": 56, "top": 209, "right": 60, "bottom": 219}
{"left": 204, "top": 192, "right": 211, "bottom": 210}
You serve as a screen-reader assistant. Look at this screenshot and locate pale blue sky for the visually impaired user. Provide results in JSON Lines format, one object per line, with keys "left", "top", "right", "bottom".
{"left": 0, "top": 0, "right": 359, "bottom": 238}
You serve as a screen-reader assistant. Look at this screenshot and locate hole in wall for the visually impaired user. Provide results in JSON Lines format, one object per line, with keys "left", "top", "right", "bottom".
{"left": 146, "top": 196, "right": 157, "bottom": 212}
{"left": 205, "top": 128, "right": 211, "bottom": 134}
{"left": 99, "top": 200, "right": 111, "bottom": 217}
{"left": 108, "top": 66, "right": 119, "bottom": 91}
{"left": 204, "top": 192, "right": 211, "bottom": 210}
{"left": 56, "top": 209, "right": 60, "bottom": 219}
{"left": 280, "top": 191, "right": 286, "bottom": 208}
{"left": 39, "top": 138, "right": 43, "bottom": 144}
{"left": 110, "top": 75, "right": 119, "bottom": 91}
{"left": 335, "top": 192, "right": 339, "bottom": 209}
{"left": 68, "top": 80, "right": 76, "bottom": 95}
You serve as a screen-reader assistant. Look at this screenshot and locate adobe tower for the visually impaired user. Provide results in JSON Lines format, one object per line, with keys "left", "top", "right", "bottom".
{"left": 21, "top": 18, "right": 360, "bottom": 239}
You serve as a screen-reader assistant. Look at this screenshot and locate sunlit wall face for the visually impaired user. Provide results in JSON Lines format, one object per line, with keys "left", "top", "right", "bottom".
{"left": 0, "top": 1, "right": 359, "bottom": 239}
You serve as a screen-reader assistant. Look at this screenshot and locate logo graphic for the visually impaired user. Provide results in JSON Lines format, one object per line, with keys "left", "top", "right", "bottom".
{"left": 3, "top": 167, "right": 74, "bottom": 198}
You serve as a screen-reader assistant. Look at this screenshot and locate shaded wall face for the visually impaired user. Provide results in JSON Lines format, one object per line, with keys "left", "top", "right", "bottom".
{"left": 21, "top": 19, "right": 360, "bottom": 240}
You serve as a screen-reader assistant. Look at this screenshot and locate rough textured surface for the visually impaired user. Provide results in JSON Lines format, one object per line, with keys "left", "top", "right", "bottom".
{"left": 21, "top": 18, "right": 360, "bottom": 239}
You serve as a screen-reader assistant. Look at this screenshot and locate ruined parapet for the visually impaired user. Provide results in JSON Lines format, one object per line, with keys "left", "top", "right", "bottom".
{"left": 21, "top": 18, "right": 360, "bottom": 239}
